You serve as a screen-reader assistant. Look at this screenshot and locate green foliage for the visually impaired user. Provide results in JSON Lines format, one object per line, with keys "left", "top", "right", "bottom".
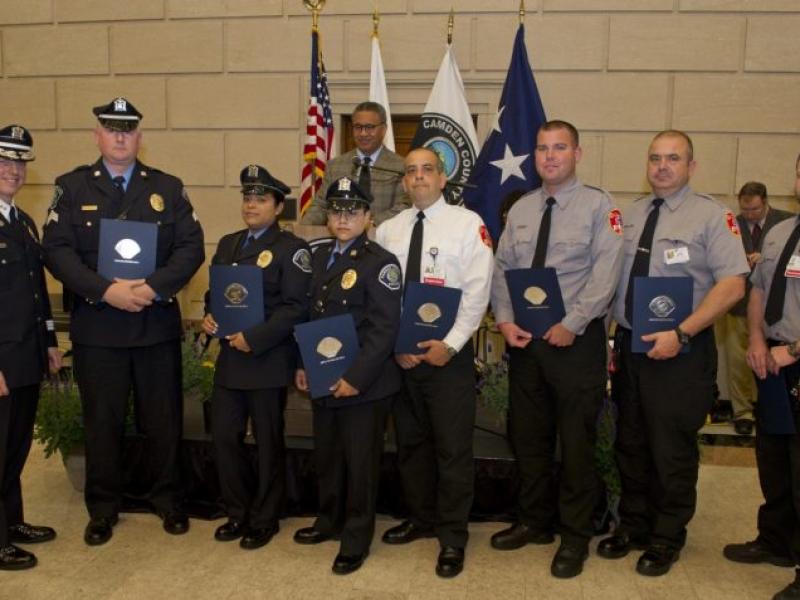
{"left": 181, "top": 334, "right": 216, "bottom": 402}
{"left": 33, "top": 372, "right": 83, "bottom": 460}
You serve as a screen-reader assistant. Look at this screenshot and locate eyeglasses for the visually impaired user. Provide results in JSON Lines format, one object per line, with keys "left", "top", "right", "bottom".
{"left": 351, "top": 123, "right": 384, "bottom": 133}
{"left": 327, "top": 209, "right": 365, "bottom": 221}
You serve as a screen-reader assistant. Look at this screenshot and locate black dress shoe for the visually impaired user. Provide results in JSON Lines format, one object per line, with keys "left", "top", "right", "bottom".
{"left": 490, "top": 523, "right": 554, "bottom": 550}
{"left": 382, "top": 520, "right": 436, "bottom": 545}
{"left": 636, "top": 544, "right": 680, "bottom": 576}
{"left": 162, "top": 511, "right": 190, "bottom": 535}
{"left": 332, "top": 551, "right": 368, "bottom": 575}
{"left": 724, "top": 539, "right": 794, "bottom": 567}
{"left": 240, "top": 524, "right": 278, "bottom": 550}
{"left": 0, "top": 545, "right": 37, "bottom": 570}
{"left": 774, "top": 569, "right": 800, "bottom": 599}
{"left": 436, "top": 546, "right": 465, "bottom": 578}
{"left": 733, "top": 418, "right": 755, "bottom": 435}
{"left": 597, "top": 532, "right": 649, "bottom": 559}
{"left": 551, "top": 543, "right": 588, "bottom": 579}
{"left": 214, "top": 519, "right": 245, "bottom": 542}
{"left": 9, "top": 522, "right": 56, "bottom": 544}
{"left": 84, "top": 516, "right": 118, "bottom": 546}
{"left": 293, "top": 526, "right": 334, "bottom": 545}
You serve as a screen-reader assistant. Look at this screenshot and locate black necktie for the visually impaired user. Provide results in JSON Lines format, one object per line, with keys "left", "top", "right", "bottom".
{"left": 624, "top": 197, "right": 665, "bottom": 323}
{"left": 764, "top": 220, "right": 800, "bottom": 326}
{"left": 359, "top": 157, "right": 372, "bottom": 200}
{"left": 405, "top": 211, "right": 425, "bottom": 284}
{"left": 327, "top": 251, "right": 341, "bottom": 271}
{"left": 751, "top": 223, "right": 763, "bottom": 250}
{"left": 112, "top": 175, "right": 125, "bottom": 197}
{"left": 531, "top": 197, "right": 556, "bottom": 268}
{"left": 8, "top": 207, "right": 18, "bottom": 227}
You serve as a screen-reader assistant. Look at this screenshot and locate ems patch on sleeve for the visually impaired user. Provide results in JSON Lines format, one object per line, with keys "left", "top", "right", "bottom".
{"left": 379, "top": 263, "right": 402, "bottom": 291}
{"left": 293, "top": 248, "right": 312, "bottom": 273}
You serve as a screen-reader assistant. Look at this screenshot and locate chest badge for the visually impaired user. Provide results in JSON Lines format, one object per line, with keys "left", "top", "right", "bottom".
{"left": 150, "top": 193, "right": 165, "bottom": 212}
{"left": 257, "top": 250, "right": 273, "bottom": 269}
{"left": 341, "top": 269, "right": 357, "bottom": 290}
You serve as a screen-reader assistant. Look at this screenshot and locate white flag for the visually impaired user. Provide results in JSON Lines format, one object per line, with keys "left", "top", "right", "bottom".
{"left": 369, "top": 35, "right": 395, "bottom": 152}
{"left": 411, "top": 44, "right": 478, "bottom": 203}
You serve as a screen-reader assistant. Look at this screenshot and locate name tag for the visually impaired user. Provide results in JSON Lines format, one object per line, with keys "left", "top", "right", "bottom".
{"left": 664, "top": 246, "right": 690, "bottom": 265}
{"left": 81, "top": 205, "right": 98, "bottom": 211}
{"left": 785, "top": 255, "right": 800, "bottom": 278}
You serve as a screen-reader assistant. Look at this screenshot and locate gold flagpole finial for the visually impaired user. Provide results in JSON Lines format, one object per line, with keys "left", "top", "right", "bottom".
{"left": 447, "top": 8, "right": 454, "bottom": 45}
{"left": 519, "top": 0, "right": 525, "bottom": 23}
{"left": 373, "top": 6, "right": 380, "bottom": 37}
{"left": 303, "top": 0, "right": 325, "bottom": 29}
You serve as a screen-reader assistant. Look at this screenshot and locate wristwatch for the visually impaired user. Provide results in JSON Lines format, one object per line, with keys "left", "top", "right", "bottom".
{"left": 444, "top": 343, "right": 458, "bottom": 357}
{"left": 787, "top": 341, "right": 800, "bottom": 359}
{"left": 674, "top": 326, "right": 691, "bottom": 346}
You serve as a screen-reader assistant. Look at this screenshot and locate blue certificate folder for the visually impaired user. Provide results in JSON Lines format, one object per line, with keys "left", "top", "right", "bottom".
{"left": 209, "top": 265, "right": 264, "bottom": 338}
{"left": 631, "top": 276, "right": 693, "bottom": 354}
{"left": 504, "top": 268, "right": 565, "bottom": 338}
{"left": 755, "top": 372, "right": 797, "bottom": 435}
{"left": 295, "top": 314, "right": 359, "bottom": 399}
{"left": 395, "top": 282, "right": 462, "bottom": 354}
{"left": 97, "top": 218, "right": 157, "bottom": 280}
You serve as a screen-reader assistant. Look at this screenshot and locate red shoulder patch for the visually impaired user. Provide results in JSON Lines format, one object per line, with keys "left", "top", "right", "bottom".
{"left": 608, "top": 208, "right": 623, "bottom": 236}
{"left": 479, "top": 224, "right": 492, "bottom": 248}
{"left": 725, "top": 211, "right": 740, "bottom": 236}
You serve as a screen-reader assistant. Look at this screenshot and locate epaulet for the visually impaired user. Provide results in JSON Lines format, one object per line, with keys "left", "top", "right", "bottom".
{"left": 632, "top": 194, "right": 649, "bottom": 203}
{"left": 71, "top": 164, "right": 91, "bottom": 173}
{"left": 696, "top": 192, "right": 716, "bottom": 203}
{"left": 584, "top": 184, "right": 605, "bottom": 193}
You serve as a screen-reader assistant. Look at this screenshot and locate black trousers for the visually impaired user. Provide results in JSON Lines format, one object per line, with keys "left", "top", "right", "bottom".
{"left": 612, "top": 328, "right": 715, "bottom": 549}
{"left": 0, "top": 384, "right": 39, "bottom": 547}
{"left": 311, "top": 396, "right": 390, "bottom": 556}
{"left": 753, "top": 356, "right": 800, "bottom": 563}
{"left": 508, "top": 319, "right": 606, "bottom": 546}
{"left": 393, "top": 345, "right": 475, "bottom": 548}
{"left": 73, "top": 341, "right": 183, "bottom": 519}
{"left": 211, "top": 386, "right": 286, "bottom": 529}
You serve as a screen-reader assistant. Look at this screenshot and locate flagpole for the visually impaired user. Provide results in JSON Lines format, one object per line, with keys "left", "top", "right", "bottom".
{"left": 373, "top": 4, "right": 379, "bottom": 37}
{"left": 303, "top": 0, "right": 325, "bottom": 29}
{"left": 447, "top": 8, "right": 454, "bottom": 44}
{"left": 519, "top": 0, "right": 525, "bottom": 23}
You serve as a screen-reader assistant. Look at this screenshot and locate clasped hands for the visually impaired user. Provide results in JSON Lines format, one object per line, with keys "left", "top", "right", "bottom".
{"left": 201, "top": 314, "right": 251, "bottom": 353}
{"left": 102, "top": 278, "right": 156, "bottom": 312}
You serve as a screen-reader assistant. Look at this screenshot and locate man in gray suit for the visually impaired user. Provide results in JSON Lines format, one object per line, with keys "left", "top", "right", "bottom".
{"left": 301, "top": 102, "right": 409, "bottom": 226}
{"left": 716, "top": 181, "right": 793, "bottom": 435}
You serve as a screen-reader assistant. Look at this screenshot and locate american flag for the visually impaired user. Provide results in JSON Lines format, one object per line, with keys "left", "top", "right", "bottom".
{"left": 299, "top": 27, "right": 334, "bottom": 218}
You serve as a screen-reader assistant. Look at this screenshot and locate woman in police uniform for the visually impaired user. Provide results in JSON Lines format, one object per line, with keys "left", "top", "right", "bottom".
{"left": 202, "top": 165, "right": 311, "bottom": 550}
{"left": 293, "top": 176, "right": 402, "bottom": 575}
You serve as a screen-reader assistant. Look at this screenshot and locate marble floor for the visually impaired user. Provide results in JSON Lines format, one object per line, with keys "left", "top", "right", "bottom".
{"left": 3, "top": 443, "right": 792, "bottom": 600}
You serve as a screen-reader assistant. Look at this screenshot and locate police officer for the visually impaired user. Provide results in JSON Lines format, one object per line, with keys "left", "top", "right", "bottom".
{"left": 202, "top": 165, "right": 311, "bottom": 550}
{"left": 376, "top": 148, "right": 494, "bottom": 578}
{"left": 724, "top": 154, "right": 800, "bottom": 600}
{"left": 490, "top": 120, "right": 624, "bottom": 578}
{"left": 293, "top": 177, "right": 402, "bottom": 575}
{"left": 0, "top": 126, "right": 62, "bottom": 570}
{"left": 598, "top": 130, "right": 749, "bottom": 576}
{"left": 42, "top": 98, "right": 205, "bottom": 545}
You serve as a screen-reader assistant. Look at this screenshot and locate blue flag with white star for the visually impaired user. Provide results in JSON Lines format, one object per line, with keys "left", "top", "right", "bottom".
{"left": 463, "top": 24, "right": 546, "bottom": 242}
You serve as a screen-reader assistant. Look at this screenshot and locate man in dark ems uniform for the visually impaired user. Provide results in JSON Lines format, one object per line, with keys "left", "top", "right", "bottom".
{"left": 490, "top": 120, "right": 624, "bottom": 578}
{"left": 0, "top": 126, "right": 61, "bottom": 570}
{"left": 726, "top": 154, "right": 800, "bottom": 600}
{"left": 294, "top": 177, "right": 402, "bottom": 575}
{"left": 599, "top": 130, "right": 749, "bottom": 576}
{"left": 42, "top": 98, "right": 204, "bottom": 546}
{"left": 202, "top": 165, "right": 310, "bottom": 550}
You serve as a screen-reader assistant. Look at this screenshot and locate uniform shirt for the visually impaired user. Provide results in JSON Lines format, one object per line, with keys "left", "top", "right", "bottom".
{"left": 750, "top": 216, "right": 800, "bottom": 342}
{"left": 611, "top": 185, "right": 750, "bottom": 329}
{"left": 376, "top": 196, "right": 494, "bottom": 352}
{"left": 0, "top": 198, "right": 17, "bottom": 223}
{"left": 492, "top": 178, "right": 624, "bottom": 336}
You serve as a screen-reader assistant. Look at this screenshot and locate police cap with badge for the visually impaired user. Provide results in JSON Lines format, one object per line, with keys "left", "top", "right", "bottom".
{"left": 93, "top": 97, "right": 142, "bottom": 132}
{"left": 0, "top": 125, "right": 35, "bottom": 162}
{"left": 326, "top": 177, "right": 372, "bottom": 213}
{"left": 240, "top": 164, "right": 290, "bottom": 202}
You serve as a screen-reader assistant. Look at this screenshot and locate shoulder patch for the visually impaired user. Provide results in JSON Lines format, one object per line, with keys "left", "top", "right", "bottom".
{"left": 725, "top": 210, "right": 740, "bottom": 236}
{"left": 49, "top": 185, "right": 64, "bottom": 211}
{"left": 608, "top": 208, "right": 623, "bottom": 236}
{"left": 479, "top": 224, "right": 492, "bottom": 248}
{"left": 292, "top": 248, "right": 312, "bottom": 273}
{"left": 379, "top": 263, "right": 402, "bottom": 291}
